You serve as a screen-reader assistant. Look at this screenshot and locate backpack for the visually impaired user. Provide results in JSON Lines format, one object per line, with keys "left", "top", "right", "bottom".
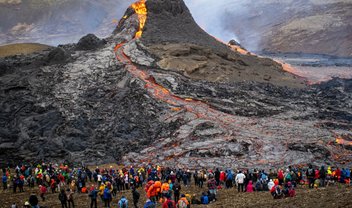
{"left": 202, "top": 196, "right": 209, "bottom": 204}
{"left": 275, "top": 186, "right": 283, "bottom": 196}
{"left": 288, "top": 188, "right": 296, "bottom": 197}
{"left": 178, "top": 199, "right": 187, "bottom": 208}
{"left": 308, "top": 169, "right": 314, "bottom": 177}
{"left": 121, "top": 199, "right": 127, "bottom": 208}
{"left": 167, "top": 201, "right": 174, "bottom": 208}
{"left": 285, "top": 173, "right": 292, "bottom": 181}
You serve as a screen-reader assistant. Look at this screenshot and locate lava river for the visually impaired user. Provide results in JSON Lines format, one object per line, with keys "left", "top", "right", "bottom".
{"left": 114, "top": 42, "right": 237, "bottom": 128}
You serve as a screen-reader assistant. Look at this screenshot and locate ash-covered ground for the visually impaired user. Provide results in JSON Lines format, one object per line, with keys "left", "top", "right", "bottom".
{"left": 0, "top": 0, "right": 351, "bottom": 169}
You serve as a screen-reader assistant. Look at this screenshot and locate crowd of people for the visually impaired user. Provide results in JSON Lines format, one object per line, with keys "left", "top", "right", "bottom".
{"left": 1, "top": 163, "right": 351, "bottom": 208}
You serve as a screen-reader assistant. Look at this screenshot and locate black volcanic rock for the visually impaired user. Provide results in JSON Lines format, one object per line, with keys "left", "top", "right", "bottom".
{"left": 142, "top": 0, "right": 229, "bottom": 53}
{"left": 47, "top": 47, "right": 71, "bottom": 64}
{"left": 76, "top": 34, "right": 106, "bottom": 51}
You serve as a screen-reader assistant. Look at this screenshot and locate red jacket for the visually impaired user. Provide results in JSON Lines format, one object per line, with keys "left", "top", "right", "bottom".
{"left": 278, "top": 170, "right": 284, "bottom": 180}
{"left": 162, "top": 199, "right": 176, "bottom": 208}
{"left": 220, "top": 172, "right": 226, "bottom": 181}
{"left": 40, "top": 186, "right": 47, "bottom": 194}
{"left": 314, "top": 170, "right": 320, "bottom": 179}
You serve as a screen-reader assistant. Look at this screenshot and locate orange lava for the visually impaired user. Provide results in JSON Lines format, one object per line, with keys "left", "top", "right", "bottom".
{"left": 131, "top": 0, "right": 147, "bottom": 38}
{"left": 336, "top": 137, "right": 352, "bottom": 146}
{"left": 229, "top": 45, "right": 250, "bottom": 55}
{"left": 274, "top": 59, "right": 303, "bottom": 76}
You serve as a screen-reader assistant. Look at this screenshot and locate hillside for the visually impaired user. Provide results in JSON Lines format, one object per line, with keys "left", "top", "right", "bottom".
{"left": 214, "top": 0, "right": 352, "bottom": 56}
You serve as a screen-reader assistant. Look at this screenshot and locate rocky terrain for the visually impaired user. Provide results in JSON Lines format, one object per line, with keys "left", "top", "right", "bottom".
{"left": 0, "top": 0, "right": 351, "bottom": 169}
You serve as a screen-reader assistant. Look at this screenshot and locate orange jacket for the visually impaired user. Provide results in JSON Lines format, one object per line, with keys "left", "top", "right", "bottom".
{"left": 161, "top": 183, "right": 170, "bottom": 192}
{"left": 154, "top": 181, "right": 162, "bottom": 194}
{"left": 178, "top": 197, "right": 189, "bottom": 206}
{"left": 147, "top": 184, "right": 157, "bottom": 198}
{"left": 145, "top": 180, "right": 154, "bottom": 193}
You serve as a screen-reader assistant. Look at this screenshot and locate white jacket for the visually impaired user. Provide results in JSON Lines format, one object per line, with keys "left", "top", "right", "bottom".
{"left": 235, "top": 173, "right": 246, "bottom": 184}
{"left": 268, "top": 180, "right": 275, "bottom": 190}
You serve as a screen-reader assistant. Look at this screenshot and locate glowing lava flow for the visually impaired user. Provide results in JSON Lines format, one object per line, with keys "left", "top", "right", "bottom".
{"left": 131, "top": 0, "right": 147, "bottom": 38}
{"left": 114, "top": 43, "right": 238, "bottom": 127}
{"left": 336, "top": 137, "right": 352, "bottom": 146}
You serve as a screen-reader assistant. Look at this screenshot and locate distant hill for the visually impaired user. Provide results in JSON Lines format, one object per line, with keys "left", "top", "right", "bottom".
{"left": 0, "top": 0, "right": 132, "bottom": 45}
{"left": 0, "top": 43, "right": 51, "bottom": 57}
{"left": 214, "top": 0, "right": 352, "bottom": 57}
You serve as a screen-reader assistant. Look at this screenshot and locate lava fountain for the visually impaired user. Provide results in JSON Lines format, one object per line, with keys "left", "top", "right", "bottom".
{"left": 131, "top": 0, "right": 147, "bottom": 39}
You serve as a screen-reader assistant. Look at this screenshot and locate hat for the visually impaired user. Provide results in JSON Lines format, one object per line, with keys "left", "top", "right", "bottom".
{"left": 24, "top": 202, "right": 30, "bottom": 206}
{"left": 181, "top": 194, "right": 185, "bottom": 197}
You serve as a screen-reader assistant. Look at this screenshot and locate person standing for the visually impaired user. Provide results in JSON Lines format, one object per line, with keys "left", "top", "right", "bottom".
{"left": 58, "top": 189, "right": 68, "bottom": 208}
{"left": 66, "top": 188, "right": 75, "bottom": 208}
{"left": 306, "top": 165, "right": 315, "bottom": 189}
{"left": 214, "top": 168, "right": 220, "bottom": 186}
{"left": 132, "top": 188, "right": 140, "bottom": 208}
{"left": 235, "top": 171, "right": 246, "bottom": 192}
{"left": 226, "top": 170, "right": 233, "bottom": 188}
{"left": 173, "top": 181, "right": 181, "bottom": 203}
{"left": 2, "top": 174, "right": 7, "bottom": 190}
{"left": 39, "top": 185, "right": 47, "bottom": 201}
{"left": 103, "top": 186, "right": 112, "bottom": 208}
{"left": 88, "top": 186, "right": 98, "bottom": 208}
{"left": 207, "top": 174, "right": 217, "bottom": 200}
{"left": 319, "top": 166, "right": 326, "bottom": 187}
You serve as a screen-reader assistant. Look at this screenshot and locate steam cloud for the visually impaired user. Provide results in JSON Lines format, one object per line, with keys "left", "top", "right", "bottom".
{"left": 184, "top": 0, "right": 241, "bottom": 43}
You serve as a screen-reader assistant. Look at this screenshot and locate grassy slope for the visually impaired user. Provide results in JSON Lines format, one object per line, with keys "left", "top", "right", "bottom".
{"left": 0, "top": 43, "right": 51, "bottom": 57}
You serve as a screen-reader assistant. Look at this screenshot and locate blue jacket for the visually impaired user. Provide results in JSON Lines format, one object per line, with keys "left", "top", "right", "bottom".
{"left": 201, "top": 195, "right": 209, "bottom": 204}
{"left": 2, "top": 175, "right": 7, "bottom": 183}
{"left": 103, "top": 188, "right": 111, "bottom": 200}
{"left": 119, "top": 197, "right": 128, "bottom": 208}
{"left": 143, "top": 200, "right": 155, "bottom": 208}
{"left": 89, "top": 190, "right": 98, "bottom": 200}
{"left": 226, "top": 172, "right": 233, "bottom": 180}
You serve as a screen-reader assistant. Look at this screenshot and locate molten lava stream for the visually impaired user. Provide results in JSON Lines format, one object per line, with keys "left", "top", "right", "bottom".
{"left": 114, "top": 43, "right": 239, "bottom": 127}
{"left": 336, "top": 137, "right": 352, "bottom": 146}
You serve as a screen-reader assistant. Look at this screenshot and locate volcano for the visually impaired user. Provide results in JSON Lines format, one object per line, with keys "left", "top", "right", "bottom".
{"left": 0, "top": 0, "right": 351, "bottom": 169}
